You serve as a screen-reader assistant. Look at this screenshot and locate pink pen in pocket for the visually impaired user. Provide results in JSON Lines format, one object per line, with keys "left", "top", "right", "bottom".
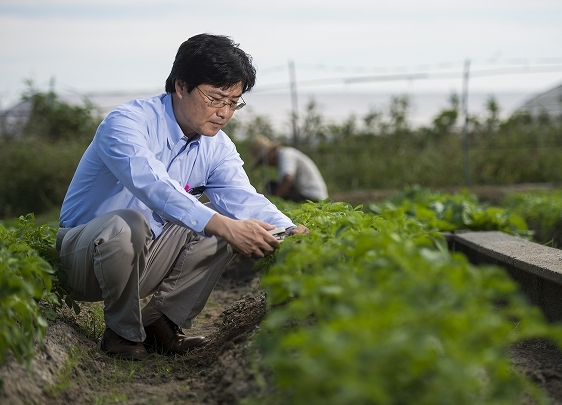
{"left": 185, "top": 184, "right": 205, "bottom": 198}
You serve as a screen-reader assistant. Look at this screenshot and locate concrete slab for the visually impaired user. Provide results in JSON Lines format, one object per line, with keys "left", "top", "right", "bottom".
{"left": 453, "top": 231, "right": 562, "bottom": 284}
{"left": 449, "top": 231, "right": 562, "bottom": 322}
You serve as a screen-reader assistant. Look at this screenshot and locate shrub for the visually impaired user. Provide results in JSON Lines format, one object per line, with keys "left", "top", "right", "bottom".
{"left": 0, "top": 214, "right": 79, "bottom": 367}
{"left": 0, "top": 140, "right": 88, "bottom": 219}
{"left": 0, "top": 216, "right": 58, "bottom": 366}
{"left": 0, "top": 87, "right": 99, "bottom": 220}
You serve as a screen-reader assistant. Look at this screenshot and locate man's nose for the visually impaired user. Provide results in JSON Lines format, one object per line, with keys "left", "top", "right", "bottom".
{"left": 215, "top": 104, "right": 231, "bottom": 117}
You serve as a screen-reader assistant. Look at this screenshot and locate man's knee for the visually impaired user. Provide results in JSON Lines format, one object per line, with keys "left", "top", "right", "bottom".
{"left": 105, "top": 209, "right": 151, "bottom": 247}
{"left": 111, "top": 209, "right": 150, "bottom": 233}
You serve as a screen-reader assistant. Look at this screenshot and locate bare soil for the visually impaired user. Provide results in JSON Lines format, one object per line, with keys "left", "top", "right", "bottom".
{"left": 2, "top": 183, "right": 562, "bottom": 405}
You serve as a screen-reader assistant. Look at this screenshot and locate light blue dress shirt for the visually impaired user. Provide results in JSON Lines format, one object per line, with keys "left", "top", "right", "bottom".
{"left": 59, "top": 93, "right": 295, "bottom": 238}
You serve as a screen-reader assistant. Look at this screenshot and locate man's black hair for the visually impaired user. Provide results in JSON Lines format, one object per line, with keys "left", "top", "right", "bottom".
{"left": 165, "top": 33, "right": 256, "bottom": 94}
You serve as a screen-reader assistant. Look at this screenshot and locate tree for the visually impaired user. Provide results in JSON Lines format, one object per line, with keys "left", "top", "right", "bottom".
{"left": 21, "top": 82, "right": 101, "bottom": 143}
{"left": 427, "top": 92, "right": 460, "bottom": 139}
{"left": 298, "top": 98, "right": 328, "bottom": 144}
{"left": 224, "top": 111, "right": 276, "bottom": 141}
{"left": 360, "top": 94, "right": 413, "bottom": 137}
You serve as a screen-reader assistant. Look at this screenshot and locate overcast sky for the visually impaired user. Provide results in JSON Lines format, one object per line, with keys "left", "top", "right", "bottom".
{"left": 1, "top": 0, "right": 561, "bottom": 121}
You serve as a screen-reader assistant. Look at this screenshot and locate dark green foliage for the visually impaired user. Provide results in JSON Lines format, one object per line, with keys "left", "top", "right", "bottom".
{"left": 0, "top": 214, "right": 78, "bottom": 367}
{"left": 424, "top": 92, "right": 460, "bottom": 140}
{"left": 255, "top": 200, "right": 560, "bottom": 405}
{"left": 0, "top": 140, "right": 89, "bottom": 219}
{"left": 8, "top": 214, "right": 79, "bottom": 313}
{"left": 0, "top": 87, "right": 99, "bottom": 219}
{"left": 21, "top": 87, "right": 101, "bottom": 143}
{"left": 0, "top": 217, "right": 58, "bottom": 366}
{"left": 502, "top": 190, "right": 562, "bottom": 247}
{"left": 367, "top": 185, "right": 531, "bottom": 238}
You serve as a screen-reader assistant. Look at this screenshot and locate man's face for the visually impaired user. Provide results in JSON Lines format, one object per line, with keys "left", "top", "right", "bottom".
{"left": 172, "top": 81, "right": 243, "bottom": 139}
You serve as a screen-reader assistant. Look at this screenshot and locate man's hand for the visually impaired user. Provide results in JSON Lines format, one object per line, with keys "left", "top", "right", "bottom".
{"left": 288, "top": 224, "right": 309, "bottom": 235}
{"left": 204, "top": 214, "right": 281, "bottom": 258}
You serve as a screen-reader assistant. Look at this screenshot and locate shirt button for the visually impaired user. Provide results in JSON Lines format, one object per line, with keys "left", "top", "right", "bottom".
{"left": 191, "top": 220, "right": 197, "bottom": 226}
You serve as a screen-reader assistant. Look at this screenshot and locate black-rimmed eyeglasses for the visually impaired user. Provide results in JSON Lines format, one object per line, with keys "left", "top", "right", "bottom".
{"left": 196, "top": 87, "right": 246, "bottom": 111}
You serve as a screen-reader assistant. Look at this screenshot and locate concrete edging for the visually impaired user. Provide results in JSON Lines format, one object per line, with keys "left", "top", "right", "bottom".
{"left": 447, "top": 231, "right": 562, "bottom": 322}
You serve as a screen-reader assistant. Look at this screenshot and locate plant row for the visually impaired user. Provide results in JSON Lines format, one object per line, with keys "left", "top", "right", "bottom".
{"left": 502, "top": 189, "right": 562, "bottom": 247}
{"left": 0, "top": 215, "right": 77, "bottom": 368}
{"left": 0, "top": 187, "right": 558, "bottom": 405}
{"left": 367, "top": 185, "right": 531, "bottom": 238}
{"left": 252, "top": 198, "right": 561, "bottom": 405}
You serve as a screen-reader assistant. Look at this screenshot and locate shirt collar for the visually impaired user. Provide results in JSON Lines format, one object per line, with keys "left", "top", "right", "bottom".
{"left": 162, "top": 93, "right": 187, "bottom": 146}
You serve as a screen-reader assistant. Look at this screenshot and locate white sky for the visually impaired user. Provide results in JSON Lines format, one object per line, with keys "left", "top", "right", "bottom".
{"left": 1, "top": 0, "right": 561, "bottom": 126}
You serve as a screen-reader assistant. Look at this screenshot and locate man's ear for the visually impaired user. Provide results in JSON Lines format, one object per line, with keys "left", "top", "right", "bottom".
{"left": 174, "top": 80, "right": 186, "bottom": 97}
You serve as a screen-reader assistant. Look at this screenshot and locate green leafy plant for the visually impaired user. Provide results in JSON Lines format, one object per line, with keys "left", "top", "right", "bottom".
{"left": 254, "top": 200, "right": 560, "bottom": 405}
{"left": 366, "top": 185, "right": 531, "bottom": 238}
{"left": 0, "top": 85, "right": 99, "bottom": 220}
{"left": 502, "top": 190, "right": 562, "bottom": 246}
{"left": 0, "top": 214, "right": 79, "bottom": 367}
{"left": 0, "top": 221, "right": 57, "bottom": 365}
{"left": 5, "top": 214, "right": 79, "bottom": 314}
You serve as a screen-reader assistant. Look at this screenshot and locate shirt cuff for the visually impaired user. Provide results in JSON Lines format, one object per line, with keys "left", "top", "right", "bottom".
{"left": 179, "top": 203, "right": 216, "bottom": 234}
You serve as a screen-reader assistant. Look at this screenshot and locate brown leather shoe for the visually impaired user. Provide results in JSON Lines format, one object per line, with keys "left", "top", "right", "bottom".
{"left": 100, "top": 327, "right": 148, "bottom": 361}
{"left": 144, "top": 315, "right": 206, "bottom": 354}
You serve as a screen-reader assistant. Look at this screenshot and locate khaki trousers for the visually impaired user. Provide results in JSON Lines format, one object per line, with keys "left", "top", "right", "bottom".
{"left": 56, "top": 208, "right": 233, "bottom": 342}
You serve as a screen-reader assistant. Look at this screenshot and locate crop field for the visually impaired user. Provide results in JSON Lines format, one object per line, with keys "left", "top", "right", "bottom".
{"left": 2, "top": 187, "right": 562, "bottom": 404}
{"left": 2, "top": 89, "right": 562, "bottom": 403}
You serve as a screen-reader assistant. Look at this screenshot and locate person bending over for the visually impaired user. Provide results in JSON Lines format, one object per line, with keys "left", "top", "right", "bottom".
{"left": 250, "top": 135, "right": 328, "bottom": 203}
